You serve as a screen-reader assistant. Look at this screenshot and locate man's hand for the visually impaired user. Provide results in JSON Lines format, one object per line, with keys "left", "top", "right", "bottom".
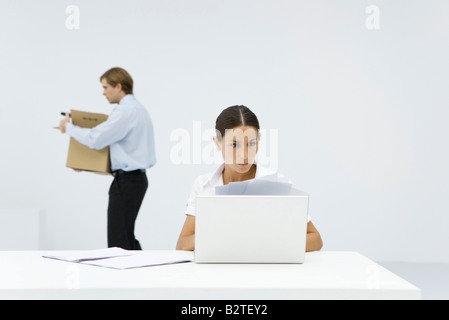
{"left": 59, "top": 112, "right": 70, "bottom": 134}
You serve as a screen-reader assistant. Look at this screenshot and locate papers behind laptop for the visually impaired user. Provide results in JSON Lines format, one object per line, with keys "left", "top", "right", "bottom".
{"left": 43, "top": 248, "right": 194, "bottom": 270}
{"left": 215, "top": 173, "right": 308, "bottom": 196}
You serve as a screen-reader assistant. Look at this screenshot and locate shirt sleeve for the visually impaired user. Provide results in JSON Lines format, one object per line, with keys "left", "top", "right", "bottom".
{"left": 65, "top": 108, "right": 131, "bottom": 150}
{"left": 184, "top": 177, "right": 203, "bottom": 216}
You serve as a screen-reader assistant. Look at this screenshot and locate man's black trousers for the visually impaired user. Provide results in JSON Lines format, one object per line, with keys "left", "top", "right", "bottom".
{"left": 107, "top": 170, "right": 148, "bottom": 250}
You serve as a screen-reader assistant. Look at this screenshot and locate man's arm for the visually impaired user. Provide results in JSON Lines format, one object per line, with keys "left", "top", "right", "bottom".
{"left": 59, "top": 109, "right": 131, "bottom": 150}
{"left": 59, "top": 112, "right": 70, "bottom": 134}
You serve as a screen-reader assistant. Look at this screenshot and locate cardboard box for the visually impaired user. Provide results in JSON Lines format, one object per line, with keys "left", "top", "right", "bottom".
{"left": 66, "top": 109, "right": 111, "bottom": 174}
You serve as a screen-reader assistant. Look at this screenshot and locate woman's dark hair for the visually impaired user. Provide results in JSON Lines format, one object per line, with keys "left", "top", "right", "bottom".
{"left": 215, "top": 105, "right": 260, "bottom": 141}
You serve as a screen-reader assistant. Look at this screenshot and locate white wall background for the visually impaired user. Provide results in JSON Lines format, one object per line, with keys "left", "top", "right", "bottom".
{"left": 0, "top": 0, "right": 448, "bottom": 263}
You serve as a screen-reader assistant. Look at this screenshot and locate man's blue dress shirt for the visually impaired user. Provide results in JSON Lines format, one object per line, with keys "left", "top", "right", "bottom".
{"left": 66, "top": 94, "right": 156, "bottom": 172}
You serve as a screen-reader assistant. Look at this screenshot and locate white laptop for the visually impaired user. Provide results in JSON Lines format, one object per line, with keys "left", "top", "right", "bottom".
{"left": 195, "top": 195, "right": 309, "bottom": 264}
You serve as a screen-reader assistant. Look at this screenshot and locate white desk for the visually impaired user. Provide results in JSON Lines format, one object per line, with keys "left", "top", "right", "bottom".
{"left": 0, "top": 251, "right": 420, "bottom": 300}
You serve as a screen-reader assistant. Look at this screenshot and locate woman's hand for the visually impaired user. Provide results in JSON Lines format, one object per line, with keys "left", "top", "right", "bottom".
{"left": 306, "top": 221, "right": 323, "bottom": 252}
{"left": 176, "top": 215, "right": 196, "bottom": 251}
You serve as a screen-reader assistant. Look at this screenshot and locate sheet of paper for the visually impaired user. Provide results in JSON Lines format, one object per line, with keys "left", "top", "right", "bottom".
{"left": 42, "top": 247, "right": 133, "bottom": 263}
{"left": 288, "top": 187, "right": 309, "bottom": 196}
{"left": 215, "top": 173, "right": 293, "bottom": 196}
{"left": 259, "top": 174, "right": 291, "bottom": 184}
{"left": 244, "top": 180, "right": 293, "bottom": 195}
{"left": 80, "top": 251, "right": 194, "bottom": 270}
{"left": 215, "top": 180, "right": 249, "bottom": 195}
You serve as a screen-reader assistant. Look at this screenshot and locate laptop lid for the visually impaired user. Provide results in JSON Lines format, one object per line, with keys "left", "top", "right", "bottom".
{"left": 195, "top": 195, "right": 309, "bottom": 264}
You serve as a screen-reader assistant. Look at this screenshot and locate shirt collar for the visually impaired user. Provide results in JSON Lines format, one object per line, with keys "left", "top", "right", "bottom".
{"left": 202, "top": 161, "right": 274, "bottom": 188}
{"left": 119, "top": 94, "right": 135, "bottom": 105}
{"left": 203, "top": 163, "right": 225, "bottom": 188}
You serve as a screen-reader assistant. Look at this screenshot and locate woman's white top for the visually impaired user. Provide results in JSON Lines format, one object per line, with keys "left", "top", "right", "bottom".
{"left": 184, "top": 163, "right": 311, "bottom": 222}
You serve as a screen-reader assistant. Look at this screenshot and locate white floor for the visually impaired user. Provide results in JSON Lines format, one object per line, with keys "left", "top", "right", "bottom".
{"left": 377, "top": 261, "right": 449, "bottom": 300}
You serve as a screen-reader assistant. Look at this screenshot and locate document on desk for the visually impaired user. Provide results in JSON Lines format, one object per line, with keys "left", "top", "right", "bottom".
{"left": 81, "top": 251, "right": 194, "bottom": 270}
{"left": 43, "top": 249, "right": 194, "bottom": 270}
{"left": 43, "top": 247, "right": 132, "bottom": 263}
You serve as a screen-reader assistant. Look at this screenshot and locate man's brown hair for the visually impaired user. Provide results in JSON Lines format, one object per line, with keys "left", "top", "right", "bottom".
{"left": 100, "top": 67, "right": 134, "bottom": 94}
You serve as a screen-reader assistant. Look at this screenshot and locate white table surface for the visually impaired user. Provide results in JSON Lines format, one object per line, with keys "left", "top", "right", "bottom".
{"left": 0, "top": 250, "right": 421, "bottom": 300}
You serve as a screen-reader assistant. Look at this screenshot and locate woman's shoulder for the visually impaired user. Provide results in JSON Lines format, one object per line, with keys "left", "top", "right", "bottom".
{"left": 192, "top": 172, "right": 213, "bottom": 188}
{"left": 191, "top": 164, "right": 225, "bottom": 191}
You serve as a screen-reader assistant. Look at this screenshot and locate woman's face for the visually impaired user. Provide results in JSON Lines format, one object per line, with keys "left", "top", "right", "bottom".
{"left": 214, "top": 125, "right": 259, "bottom": 173}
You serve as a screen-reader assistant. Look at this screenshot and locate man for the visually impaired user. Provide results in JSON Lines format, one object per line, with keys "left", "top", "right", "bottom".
{"left": 59, "top": 67, "right": 156, "bottom": 250}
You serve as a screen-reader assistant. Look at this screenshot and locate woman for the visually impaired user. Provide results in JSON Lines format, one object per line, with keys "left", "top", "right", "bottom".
{"left": 176, "top": 105, "right": 323, "bottom": 252}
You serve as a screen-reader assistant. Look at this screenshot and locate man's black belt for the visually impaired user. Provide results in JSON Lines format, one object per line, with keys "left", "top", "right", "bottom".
{"left": 111, "top": 169, "right": 146, "bottom": 177}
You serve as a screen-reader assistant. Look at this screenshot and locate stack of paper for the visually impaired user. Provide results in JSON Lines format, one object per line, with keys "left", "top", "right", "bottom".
{"left": 43, "top": 247, "right": 132, "bottom": 263}
{"left": 43, "top": 248, "right": 194, "bottom": 270}
{"left": 216, "top": 173, "right": 304, "bottom": 196}
{"left": 81, "top": 251, "right": 193, "bottom": 269}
